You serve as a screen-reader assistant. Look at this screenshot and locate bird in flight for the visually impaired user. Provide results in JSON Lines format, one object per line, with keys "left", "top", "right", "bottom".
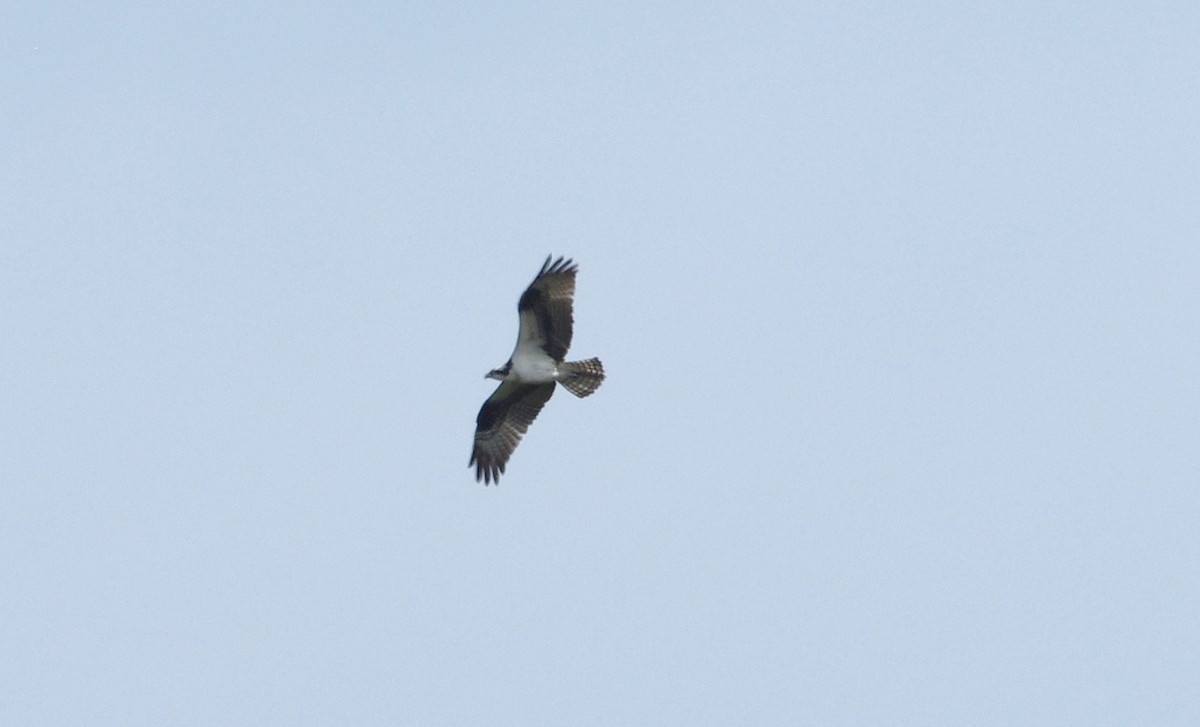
{"left": 470, "top": 255, "right": 605, "bottom": 484}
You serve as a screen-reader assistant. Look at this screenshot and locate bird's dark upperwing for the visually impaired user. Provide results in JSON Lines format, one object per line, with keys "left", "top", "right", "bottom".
{"left": 517, "top": 255, "right": 577, "bottom": 362}
{"left": 470, "top": 381, "right": 557, "bottom": 484}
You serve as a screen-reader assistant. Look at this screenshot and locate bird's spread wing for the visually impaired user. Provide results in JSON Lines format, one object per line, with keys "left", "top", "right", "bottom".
{"left": 470, "top": 381, "right": 556, "bottom": 484}
{"left": 516, "top": 255, "right": 577, "bottom": 362}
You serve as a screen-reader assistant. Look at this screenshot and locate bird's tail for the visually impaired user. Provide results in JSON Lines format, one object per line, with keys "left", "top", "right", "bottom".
{"left": 559, "top": 358, "right": 605, "bottom": 398}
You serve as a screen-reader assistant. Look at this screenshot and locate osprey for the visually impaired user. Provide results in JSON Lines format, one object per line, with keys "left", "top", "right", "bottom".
{"left": 470, "top": 255, "right": 605, "bottom": 484}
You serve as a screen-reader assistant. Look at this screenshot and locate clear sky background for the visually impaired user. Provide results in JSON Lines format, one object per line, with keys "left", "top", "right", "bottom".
{"left": 3, "top": 3, "right": 1198, "bottom": 725}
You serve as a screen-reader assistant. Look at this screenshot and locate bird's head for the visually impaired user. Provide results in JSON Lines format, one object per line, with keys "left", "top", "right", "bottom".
{"left": 485, "top": 362, "right": 511, "bottom": 381}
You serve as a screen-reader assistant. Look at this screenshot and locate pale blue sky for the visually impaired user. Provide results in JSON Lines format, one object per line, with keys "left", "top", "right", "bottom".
{"left": 3, "top": 3, "right": 1198, "bottom": 724}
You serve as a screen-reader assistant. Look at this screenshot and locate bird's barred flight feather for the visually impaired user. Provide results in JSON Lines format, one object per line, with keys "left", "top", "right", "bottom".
{"left": 470, "top": 381, "right": 555, "bottom": 485}
{"left": 517, "top": 256, "right": 577, "bottom": 363}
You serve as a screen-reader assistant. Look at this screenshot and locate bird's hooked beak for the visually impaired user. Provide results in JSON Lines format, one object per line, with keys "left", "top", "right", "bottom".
{"left": 485, "top": 362, "right": 511, "bottom": 381}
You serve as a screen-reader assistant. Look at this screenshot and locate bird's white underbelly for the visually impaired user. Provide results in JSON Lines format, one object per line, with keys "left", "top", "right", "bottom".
{"left": 511, "top": 346, "right": 559, "bottom": 383}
